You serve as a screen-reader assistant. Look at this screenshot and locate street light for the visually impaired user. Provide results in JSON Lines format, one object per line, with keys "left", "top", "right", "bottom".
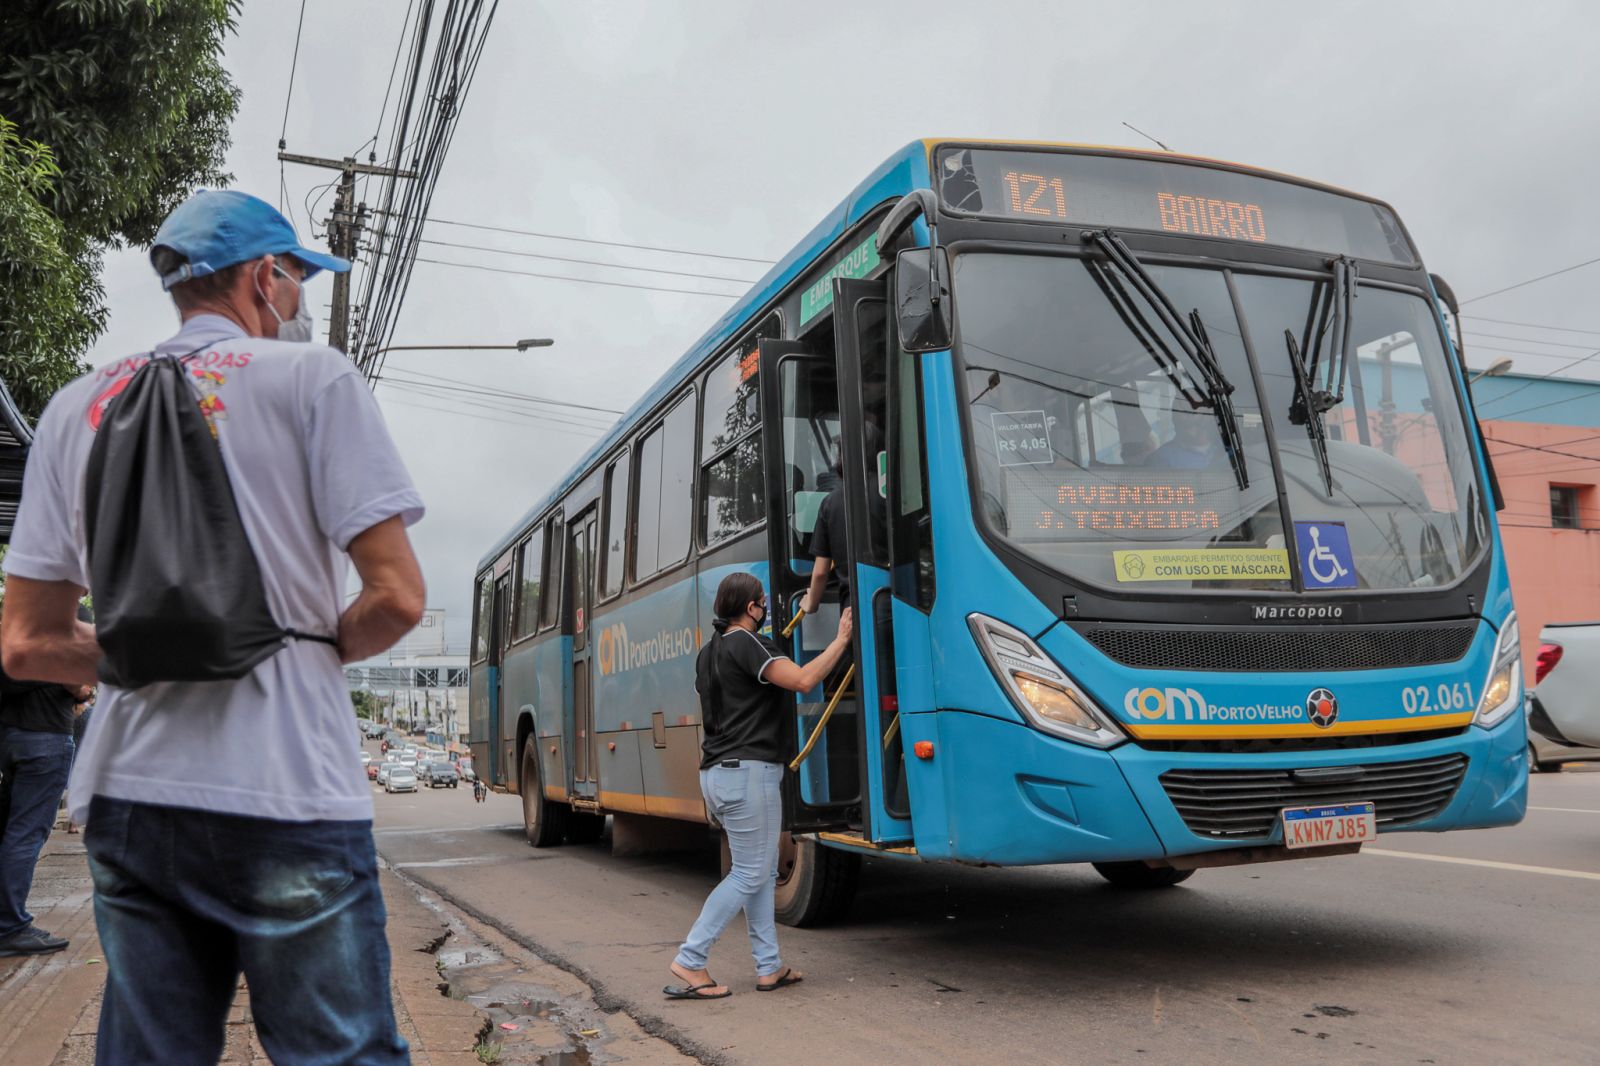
{"left": 1468, "top": 357, "right": 1514, "bottom": 384}
{"left": 369, "top": 337, "right": 554, "bottom": 357}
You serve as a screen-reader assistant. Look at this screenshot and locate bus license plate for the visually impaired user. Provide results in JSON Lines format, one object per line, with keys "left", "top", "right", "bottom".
{"left": 1281, "top": 803, "right": 1376, "bottom": 850}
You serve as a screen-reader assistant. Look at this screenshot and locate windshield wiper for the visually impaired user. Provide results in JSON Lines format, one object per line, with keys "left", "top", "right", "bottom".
{"left": 1284, "top": 256, "right": 1359, "bottom": 496}
{"left": 1283, "top": 330, "right": 1335, "bottom": 496}
{"left": 1290, "top": 256, "right": 1359, "bottom": 425}
{"left": 1083, "top": 230, "right": 1249, "bottom": 490}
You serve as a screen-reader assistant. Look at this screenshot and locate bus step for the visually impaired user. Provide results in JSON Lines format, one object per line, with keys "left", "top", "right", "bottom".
{"left": 812, "top": 830, "right": 917, "bottom": 856}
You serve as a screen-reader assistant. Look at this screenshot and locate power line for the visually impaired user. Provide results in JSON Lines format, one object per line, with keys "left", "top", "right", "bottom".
{"left": 379, "top": 384, "right": 606, "bottom": 435}
{"left": 427, "top": 216, "right": 776, "bottom": 265}
{"left": 412, "top": 255, "right": 745, "bottom": 299}
{"left": 278, "top": 0, "right": 309, "bottom": 145}
{"left": 384, "top": 381, "right": 609, "bottom": 431}
{"left": 1466, "top": 330, "right": 1600, "bottom": 352}
{"left": 378, "top": 374, "right": 622, "bottom": 421}
{"left": 409, "top": 235, "right": 761, "bottom": 285}
{"left": 379, "top": 365, "right": 625, "bottom": 415}
{"left": 1464, "top": 314, "right": 1600, "bottom": 337}
{"left": 1461, "top": 255, "right": 1600, "bottom": 305}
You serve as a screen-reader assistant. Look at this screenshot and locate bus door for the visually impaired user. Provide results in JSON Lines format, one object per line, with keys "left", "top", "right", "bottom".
{"left": 760, "top": 339, "right": 859, "bottom": 832}
{"left": 830, "top": 277, "right": 913, "bottom": 844}
{"left": 489, "top": 573, "right": 512, "bottom": 786}
{"left": 566, "top": 509, "right": 600, "bottom": 804}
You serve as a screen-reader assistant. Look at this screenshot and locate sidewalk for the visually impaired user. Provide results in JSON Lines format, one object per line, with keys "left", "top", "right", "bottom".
{"left": 0, "top": 830, "right": 489, "bottom": 1065}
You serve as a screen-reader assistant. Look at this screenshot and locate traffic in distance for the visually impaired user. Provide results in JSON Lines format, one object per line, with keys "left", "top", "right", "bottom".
{"left": 468, "top": 139, "right": 1526, "bottom": 924}
{"left": 367, "top": 730, "right": 474, "bottom": 795}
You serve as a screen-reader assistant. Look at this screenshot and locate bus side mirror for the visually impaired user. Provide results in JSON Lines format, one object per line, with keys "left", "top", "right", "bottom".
{"left": 895, "top": 246, "right": 952, "bottom": 353}
{"left": 1430, "top": 272, "right": 1464, "bottom": 363}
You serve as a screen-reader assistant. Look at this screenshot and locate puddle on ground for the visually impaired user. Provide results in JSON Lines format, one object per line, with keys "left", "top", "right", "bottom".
{"left": 424, "top": 894, "right": 614, "bottom": 1065}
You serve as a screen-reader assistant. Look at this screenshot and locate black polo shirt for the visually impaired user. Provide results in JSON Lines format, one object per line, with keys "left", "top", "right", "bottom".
{"left": 808, "top": 486, "right": 850, "bottom": 603}
{"left": 696, "top": 627, "right": 788, "bottom": 769}
{"left": 0, "top": 664, "right": 76, "bottom": 734}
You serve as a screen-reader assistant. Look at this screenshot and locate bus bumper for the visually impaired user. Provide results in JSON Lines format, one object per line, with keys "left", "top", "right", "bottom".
{"left": 902, "top": 705, "right": 1528, "bottom": 866}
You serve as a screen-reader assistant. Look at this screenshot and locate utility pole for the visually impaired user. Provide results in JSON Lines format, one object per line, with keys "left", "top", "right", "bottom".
{"left": 276, "top": 151, "right": 416, "bottom": 354}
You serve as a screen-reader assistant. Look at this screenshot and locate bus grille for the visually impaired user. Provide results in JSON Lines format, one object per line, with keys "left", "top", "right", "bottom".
{"left": 1159, "top": 753, "right": 1468, "bottom": 841}
{"left": 1078, "top": 622, "right": 1476, "bottom": 672}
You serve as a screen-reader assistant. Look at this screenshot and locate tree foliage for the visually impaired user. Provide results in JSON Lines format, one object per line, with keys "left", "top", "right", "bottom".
{"left": 0, "top": 0, "right": 241, "bottom": 421}
{"left": 0, "top": 117, "right": 100, "bottom": 420}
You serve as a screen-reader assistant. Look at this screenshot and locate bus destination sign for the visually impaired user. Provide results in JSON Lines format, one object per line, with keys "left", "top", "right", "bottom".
{"left": 938, "top": 147, "right": 1414, "bottom": 264}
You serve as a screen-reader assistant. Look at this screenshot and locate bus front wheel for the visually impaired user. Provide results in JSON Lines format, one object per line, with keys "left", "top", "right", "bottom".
{"left": 775, "top": 835, "right": 860, "bottom": 927}
{"left": 1092, "top": 861, "right": 1195, "bottom": 889}
{"left": 520, "top": 741, "right": 568, "bottom": 848}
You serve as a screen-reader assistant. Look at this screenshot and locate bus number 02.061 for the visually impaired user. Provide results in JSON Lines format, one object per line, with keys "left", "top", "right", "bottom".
{"left": 1401, "top": 682, "right": 1472, "bottom": 715}
{"left": 1002, "top": 171, "right": 1068, "bottom": 218}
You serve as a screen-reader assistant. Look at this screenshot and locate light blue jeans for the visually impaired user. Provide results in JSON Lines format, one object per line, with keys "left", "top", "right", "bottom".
{"left": 675, "top": 760, "right": 784, "bottom": 978}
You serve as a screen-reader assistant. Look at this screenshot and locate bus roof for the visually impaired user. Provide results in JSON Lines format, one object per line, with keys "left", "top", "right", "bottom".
{"left": 475, "top": 139, "right": 1381, "bottom": 572}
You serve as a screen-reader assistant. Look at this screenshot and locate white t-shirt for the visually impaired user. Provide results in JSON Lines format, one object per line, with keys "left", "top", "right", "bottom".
{"left": 4, "top": 314, "right": 424, "bottom": 823}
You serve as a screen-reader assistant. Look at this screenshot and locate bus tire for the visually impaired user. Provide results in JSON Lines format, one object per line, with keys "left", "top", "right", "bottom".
{"left": 1091, "top": 861, "right": 1195, "bottom": 889}
{"left": 566, "top": 812, "right": 607, "bottom": 845}
{"left": 521, "top": 741, "right": 567, "bottom": 848}
{"left": 773, "top": 835, "right": 860, "bottom": 927}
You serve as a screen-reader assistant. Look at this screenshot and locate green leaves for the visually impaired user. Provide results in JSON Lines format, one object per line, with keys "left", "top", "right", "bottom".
{"left": 0, "top": 1, "right": 241, "bottom": 421}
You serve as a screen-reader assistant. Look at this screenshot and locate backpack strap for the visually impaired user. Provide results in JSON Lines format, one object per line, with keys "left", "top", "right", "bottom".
{"left": 282, "top": 627, "right": 340, "bottom": 648}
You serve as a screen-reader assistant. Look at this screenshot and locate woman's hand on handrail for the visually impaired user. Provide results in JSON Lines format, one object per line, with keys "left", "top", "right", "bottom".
{"left": 765, "top": 608, "right": 853, "bottom": 694}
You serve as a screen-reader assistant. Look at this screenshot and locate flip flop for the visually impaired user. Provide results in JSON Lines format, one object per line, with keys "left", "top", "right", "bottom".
{"left": 756, "top": 967, "right": 804, "bottom": 992}
{"left": 663, "top": 981, "right": 732, "bottom": 1001}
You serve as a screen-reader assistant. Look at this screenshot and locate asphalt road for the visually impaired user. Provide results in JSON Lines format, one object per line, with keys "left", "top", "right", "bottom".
{"left": 367, "top": 747, "right": 1600, "bottom": 1065}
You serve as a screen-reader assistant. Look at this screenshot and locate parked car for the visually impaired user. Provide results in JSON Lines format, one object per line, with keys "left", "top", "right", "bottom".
{"left": 386, "top": 767, "right": 417, "bottom": 793}
{"left": 1528, "top": 621, "right": 1600, "bottom": 771}
{"left": 376, "top": 761, "right": 401, "bottom": 786}
{"left": 424, "top": 762, "right": 459, "bottom": 788}
{"left": 456, "top": 758, "right": 476, "bottom": 783}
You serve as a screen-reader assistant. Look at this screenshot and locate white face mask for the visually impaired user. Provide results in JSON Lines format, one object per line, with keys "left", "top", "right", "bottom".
{"left": 257, "top": 264, "right": 314, "bottom": 343}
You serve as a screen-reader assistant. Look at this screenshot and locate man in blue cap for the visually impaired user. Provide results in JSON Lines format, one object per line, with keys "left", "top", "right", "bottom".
{"left": 2, "top": 190, "right": 426, "bottom": 1065}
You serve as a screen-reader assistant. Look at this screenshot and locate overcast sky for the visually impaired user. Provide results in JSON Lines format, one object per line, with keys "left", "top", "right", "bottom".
{"left": 85, "top": 1, "right": 1600, "bottom": 651}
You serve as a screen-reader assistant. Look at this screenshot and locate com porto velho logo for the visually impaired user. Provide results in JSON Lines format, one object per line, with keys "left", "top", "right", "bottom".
{"left": 1122, "top": 686, "right": 1303, "bottom": 725}
{"left": 597, "top": 621, "right": 700, "bottom": 677}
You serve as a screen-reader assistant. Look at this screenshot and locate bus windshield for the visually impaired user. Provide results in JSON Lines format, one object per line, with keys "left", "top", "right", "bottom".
{"left": 952, "top": 252, "right": 1487, "bottom": 592}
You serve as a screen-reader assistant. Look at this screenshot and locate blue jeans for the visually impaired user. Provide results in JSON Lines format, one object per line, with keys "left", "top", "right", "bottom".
{"left": 0, "top": 724, "right": 73, "bottom": 939}
{"left": 675, "top": 760, "right": 784, "bottom": 977}
{"left": 83, "top": 797, "right": 408, "bottom": 1066}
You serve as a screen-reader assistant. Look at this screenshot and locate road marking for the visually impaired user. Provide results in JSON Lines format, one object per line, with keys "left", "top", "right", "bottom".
{"left": 391, "top": 855, "right": 504, "bottom": 869}
{"left": 1365, "top": 848, "right": 1600, "bottom": 882}
{"left": 375, "top": 823, "right": 522, "bottom": 835}
{"left": 1528, "top": 806, "right": 1600, "bottom": 814}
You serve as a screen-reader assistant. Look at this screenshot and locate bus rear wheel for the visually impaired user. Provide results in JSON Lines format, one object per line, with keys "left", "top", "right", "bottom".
{"left": 521, "top": 741, "right": 568, "bottom": 847}
{"left": 1092, "top": 861, "right": 1195, "bottom": 889}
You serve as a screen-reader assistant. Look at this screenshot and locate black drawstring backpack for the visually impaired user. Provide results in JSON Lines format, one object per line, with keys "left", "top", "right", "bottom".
{"left": 83, "top": 351, "right": 336, "bottom": 689}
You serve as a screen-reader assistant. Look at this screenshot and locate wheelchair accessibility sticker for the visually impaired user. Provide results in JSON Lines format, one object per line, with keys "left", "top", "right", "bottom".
{"left": 1294, "top": 521, "right": 1357, "bottom": 589}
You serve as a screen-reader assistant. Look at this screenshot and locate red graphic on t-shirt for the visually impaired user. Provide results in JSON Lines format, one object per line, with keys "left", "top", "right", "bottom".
{"left": 87, "top": 376, "right": 133, "bottom": 430}
{"left": 86, "top": 358, "right": 239, "bottom": 435}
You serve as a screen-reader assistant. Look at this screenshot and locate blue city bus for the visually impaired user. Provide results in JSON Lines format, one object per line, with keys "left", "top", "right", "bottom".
{"left": 469, "top": 140, "right": 1526, "bottom": 924}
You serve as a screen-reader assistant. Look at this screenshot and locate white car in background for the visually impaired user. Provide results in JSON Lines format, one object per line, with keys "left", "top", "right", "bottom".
{"left": 1528, "top": 621, "right": 1600, "bottom": 772}
{"left": 385, "top": 766, "right": 417, "bottom": 793}
{"left": 376, "top": 761, "right": 402, "bottom": 786}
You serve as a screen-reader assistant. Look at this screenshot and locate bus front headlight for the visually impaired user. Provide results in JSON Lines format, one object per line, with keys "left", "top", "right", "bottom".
{"left": 1474, "top": 612, "right": 1523, "bottom": 730}
{"left": 968, "top": 614, "right": 1124, "bottom": 748}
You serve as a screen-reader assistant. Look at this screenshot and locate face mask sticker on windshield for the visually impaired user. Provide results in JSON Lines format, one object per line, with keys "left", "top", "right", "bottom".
{"left": 991, "top": 410, "right": 1052, "bottom": 466}
{"left": 1294, "top": 521, "right": 1358, "bottom": 589}
{"left": 1112, "top": 547, "right": 1291, "bottom": 583}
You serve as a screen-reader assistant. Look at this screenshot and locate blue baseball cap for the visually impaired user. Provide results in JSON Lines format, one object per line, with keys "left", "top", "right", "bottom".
{"left": 150, "top": 189, "right": 351, "bottom": 290}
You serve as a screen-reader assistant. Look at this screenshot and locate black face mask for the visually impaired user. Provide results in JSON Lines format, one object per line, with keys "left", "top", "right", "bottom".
{"left": 750, "top": 601, "right": 767, "bottom": 628}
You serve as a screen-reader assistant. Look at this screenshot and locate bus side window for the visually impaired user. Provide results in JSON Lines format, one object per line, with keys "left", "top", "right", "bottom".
{"left": 891, "top": 342, "right": 935, "bottom": 609}
{"left": 634, "top": 392, "right": 696, "bottom": 581}
{"left": 515, "top": 525, "right": 544, "bottom": 638}
{"left": 599, "top": 455, "right": 628, "bottom": 600}
{"left": 540, "top": 512, "right": 564, "bottom": 630}
{"left": 471, "top": 572, "right": 492, "bottom": 662}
